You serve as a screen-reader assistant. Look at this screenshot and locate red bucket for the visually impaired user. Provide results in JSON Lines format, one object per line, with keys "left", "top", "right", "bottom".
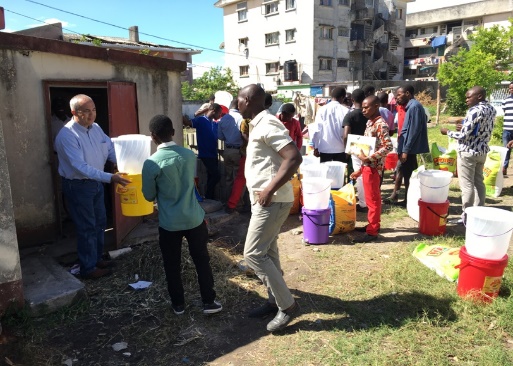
{"left": 456, "top": 246, "right": 508, "bottom": 303}
{"left": 384, "top": 153, "right": 398, "bottom": 171}
{"left": 418, "top": 199, "right": 449, "bottom": 236}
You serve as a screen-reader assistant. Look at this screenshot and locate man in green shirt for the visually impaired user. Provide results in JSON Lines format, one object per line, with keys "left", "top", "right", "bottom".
{"left": 142, "top": 115, "right": 222, "bottom": 315}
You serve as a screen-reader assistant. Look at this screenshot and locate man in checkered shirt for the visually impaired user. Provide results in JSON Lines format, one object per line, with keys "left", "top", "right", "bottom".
{"left": 440, "top": 86, "right": 496, "bottom": 224}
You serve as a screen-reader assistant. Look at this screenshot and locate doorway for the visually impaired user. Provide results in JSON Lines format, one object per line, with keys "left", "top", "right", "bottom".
{"left": 44, "top": 81, "right": 141, "bottom": 249}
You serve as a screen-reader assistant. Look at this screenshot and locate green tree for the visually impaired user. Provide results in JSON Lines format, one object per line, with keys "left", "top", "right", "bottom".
{"left": 437, "top": 20, "right": 513, "bottom": 115}
{"left": 182, "top": 67, "right": 240, "bottom": 102}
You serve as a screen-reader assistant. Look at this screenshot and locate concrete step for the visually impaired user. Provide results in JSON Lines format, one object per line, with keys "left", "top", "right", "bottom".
{"left": 21, "top": 256, "right": 85, "bottom": 316}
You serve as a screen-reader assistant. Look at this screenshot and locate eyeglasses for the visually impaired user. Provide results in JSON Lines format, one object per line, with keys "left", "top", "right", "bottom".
{"left": 77, "top": 108, "right": 96, "bottom": 114}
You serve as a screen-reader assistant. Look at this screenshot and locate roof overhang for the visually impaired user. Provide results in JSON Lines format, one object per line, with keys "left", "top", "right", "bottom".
{"left": 214, "top": 0, "right": 241, "bottom": 8}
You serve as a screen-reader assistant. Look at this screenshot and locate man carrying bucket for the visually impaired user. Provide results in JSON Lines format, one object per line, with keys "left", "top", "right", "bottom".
{"left": 237, "top": 84, "right": 302, "bottom": 332}
{"left": 55, "top": 94, "right": 131, "bottom": 279}
{"left": 350, "top": 96, "right": 393, "bottom": 243}
{"left": 440, "top": 86, "right": 496, "bottom": 225}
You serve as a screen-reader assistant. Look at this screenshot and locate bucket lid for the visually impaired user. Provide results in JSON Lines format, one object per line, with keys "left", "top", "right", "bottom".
{"left": 302, "top": 207, "right": 331, "bottom": 214}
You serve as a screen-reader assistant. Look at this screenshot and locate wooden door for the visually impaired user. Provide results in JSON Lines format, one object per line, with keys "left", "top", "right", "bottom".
{"left": 107, "top": 82, "right": 141, "bottom": 247}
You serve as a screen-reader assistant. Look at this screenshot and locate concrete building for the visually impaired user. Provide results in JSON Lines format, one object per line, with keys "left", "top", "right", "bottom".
{"left": 404, "top": 0, "right": 513, "bottom": 80}
{"left": 215, "top": 0, "right": 413, "bottom": 97}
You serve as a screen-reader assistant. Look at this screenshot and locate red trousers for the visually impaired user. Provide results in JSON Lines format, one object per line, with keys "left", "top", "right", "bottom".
{"left": 362, "top": 166, "right": 382, "bottom": 236}
{"left": 227, "top": 156, "right": 246, "bottom": 209}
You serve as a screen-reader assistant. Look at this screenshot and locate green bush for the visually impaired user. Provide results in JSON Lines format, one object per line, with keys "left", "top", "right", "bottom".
{"left": 491, "top": 116, "right": 504, "bottom": 146}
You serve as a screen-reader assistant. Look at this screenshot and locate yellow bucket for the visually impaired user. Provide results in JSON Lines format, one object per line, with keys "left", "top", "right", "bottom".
{"left": 116, "top": 173, "right": 154, "bottom": 216}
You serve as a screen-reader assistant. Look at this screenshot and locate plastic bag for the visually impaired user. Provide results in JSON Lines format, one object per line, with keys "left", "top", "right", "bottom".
{"left": 289, "top": 174, "right": 302, "bottom": 214}
{"left": 412, "top": 243, "right": 460, "bottom": 282}
{"left": 484, "top": 146, "right": 508, "bottom": 198}
{"left": 431, "top": 142, "right": 457, "bottom": 173}
{"left": 329, "top": 183, "right": 356, "bottom": 235}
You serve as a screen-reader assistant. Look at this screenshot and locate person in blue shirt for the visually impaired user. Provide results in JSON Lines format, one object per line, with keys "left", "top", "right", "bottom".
{"left": 142, "top": 114, "right": 222, "bottom": 315}
{"left": 394, "top": 84, "right": 429, "bottom": 206}
{"left": 183, "top": 104, "right": 223, "bottom": 199}
{"left": 217, "top": 99, "right": 243, "bottom": 203}
{"left": 54, "top": 94, "right": 131, "bottom": 279}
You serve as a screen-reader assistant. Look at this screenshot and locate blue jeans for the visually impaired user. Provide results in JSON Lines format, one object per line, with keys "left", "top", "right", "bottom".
{"left": 502, "top": 130, "right": 513, "bottom": 169}
{"left": 62, "top": 178, "right": 107, "bottom": 276}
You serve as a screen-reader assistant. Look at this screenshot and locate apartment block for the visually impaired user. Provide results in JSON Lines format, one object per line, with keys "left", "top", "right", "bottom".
{"left": 215, "top": 0, "right": 413, "bottom": 96}
{"left": 404, "top": 0, "right": 513, "bottom": 81}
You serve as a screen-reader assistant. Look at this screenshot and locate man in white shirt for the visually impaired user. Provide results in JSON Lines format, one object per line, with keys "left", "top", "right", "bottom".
{"left": 312, "top": 87, "right": 350, "bottom": 163}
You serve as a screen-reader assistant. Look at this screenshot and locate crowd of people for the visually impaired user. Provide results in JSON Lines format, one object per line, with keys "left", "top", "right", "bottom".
{"left": 52, "top": 81, "right": 510, "bottom": 333}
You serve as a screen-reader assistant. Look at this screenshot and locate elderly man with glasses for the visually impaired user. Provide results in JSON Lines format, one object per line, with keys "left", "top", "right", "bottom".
{"left": 55, "top": 94, "right": 130, "bottom": 279}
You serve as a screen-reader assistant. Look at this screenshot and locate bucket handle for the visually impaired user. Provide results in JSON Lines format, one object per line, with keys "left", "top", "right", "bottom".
{"left": 427, "top": 206, "right": 449, "bottom": 220}
{"left": 467, "top": 225, "right": 513, "bottom": 238}
{"left": 419, "top": 181, "right": 451, "bottom": 189}
{"left": 303, "top": 212, "right": 330, "bottom": 227}
{"left": 300, "top": 183, "right": 331, "bottom": 195}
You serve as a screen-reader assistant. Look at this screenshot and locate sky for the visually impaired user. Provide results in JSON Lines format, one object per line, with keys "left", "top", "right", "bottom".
{"left": 2, "top": 0, "right": 483, "bottom": 78}
{"left": 1, "top": 0, "right": 226, "bottom": 78}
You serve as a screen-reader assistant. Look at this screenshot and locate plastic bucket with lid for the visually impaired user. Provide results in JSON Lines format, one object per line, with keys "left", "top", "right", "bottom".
{"left": 301, "top": 178, "right": 331, "bottom": 210}
{"left": 116, "top": 173, "right": 154, "bottom": 216}
{"left": 302, "top": 207, "right": 330, "bottom": 244}
{"left": 418, "top": 199, "right": 449, "bottom": 236}
{"left": 418, "top": 170, "right": 453, "bottom": 203}
{"left": 323, "top": 161, "right": 347, "bottom": 190}
{"left": 456, "top": 246, "right": 508, "bottom": 303}
{"left": 112, "top": 134, "right": 152, "bottom": 174}
{"left": 465, "top": 206, "right": 513, "bottom": 260}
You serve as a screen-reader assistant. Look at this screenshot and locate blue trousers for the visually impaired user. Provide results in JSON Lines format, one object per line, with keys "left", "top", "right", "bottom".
{"left": 62, "top": 178, "right": 106, "bottom": 276}
{"left": 502, "top": 130, "right": 513, "bottom": 169}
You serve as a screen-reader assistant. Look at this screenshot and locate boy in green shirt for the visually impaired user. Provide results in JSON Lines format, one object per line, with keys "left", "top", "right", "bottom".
{"left": 142, "top": 115, "right": 222, "bottom": 315}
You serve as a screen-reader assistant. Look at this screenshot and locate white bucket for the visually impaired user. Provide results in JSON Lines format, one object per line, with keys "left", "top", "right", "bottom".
{"left": 465, "top": 207, "right": 513, "bottom": 260}
{"left": 112, "top": 134, "right": 152, "bottom": 174}
{"left": 418, "top": 170, "right": 453, "bottom": 203}
{"left": 301, "top": 164, "right": 328, "bottom": 180}
{"left": 323, "top": 161, "right": 347, "bottom": 189}
{"left": 300, "top": 155, "right": 320, "bottom": 167}
{"left": 301, "top": 178, "right": 331, "bottom": 210}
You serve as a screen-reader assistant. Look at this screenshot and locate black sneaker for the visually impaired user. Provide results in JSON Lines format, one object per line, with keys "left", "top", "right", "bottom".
{"left": 172, "top": 304, "right": 185, "bottom": 315}
{"left": 203, "top": 300, "right": 223, "bottom": 314}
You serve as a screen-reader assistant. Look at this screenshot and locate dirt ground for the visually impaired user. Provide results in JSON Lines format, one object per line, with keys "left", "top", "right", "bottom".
{"left": 2, "top": 172, "right": 513, "bottom": 365}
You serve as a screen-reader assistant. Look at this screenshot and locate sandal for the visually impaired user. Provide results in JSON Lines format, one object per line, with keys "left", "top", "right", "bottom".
{"left": 383, "top": 196, "right": 398, "bottom": 204}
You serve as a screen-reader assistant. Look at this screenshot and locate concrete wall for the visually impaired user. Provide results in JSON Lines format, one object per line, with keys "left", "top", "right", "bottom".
{"left": 406, "top": 0, "right": 513, "bottom": 27}
{"left": 0, "top": 105, "right": 23, "bottom": 314}
{"left": 221, "top": 0, "right": 315, "bottom": 90}
{"left": 0, "top": 36, "right": 184, "bottom": 246}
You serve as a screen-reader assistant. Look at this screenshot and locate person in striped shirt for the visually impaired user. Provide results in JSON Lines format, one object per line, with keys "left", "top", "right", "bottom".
{"left": 501, "top": 82, "right": 513, "bottom": 176}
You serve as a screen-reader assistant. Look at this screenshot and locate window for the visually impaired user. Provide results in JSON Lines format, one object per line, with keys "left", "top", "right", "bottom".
{"left": 266, "top": 62, "right": 280, "bottom": 74}
{"left": 265, "top": 32, "right": 279, "bottom": 46}
{"left": 420, "top": 27, "right": 437, "bottom": 35}
{"left": 285, "top": 29, "right": 296, "bottom": 42}
{"left": 337, "top": 58, "right": 348, "bottom": 68}
{"left": 319, "top": 58, "right": 333, "bottom": 70}
{"left": 338, "top": 26, "right": 349, "bottom": 37}
{"left": 365, "top": 0, "right": 373, "bottom": 6}
{"left": 286, "top": 0, "right": 296, "bottom": 10}
{"left": 239, "top": 65, "right": 249, "bottom": 77}
{"left": 419, "top": 47, "right": 434, "bottom": 56}
{"left": 263, "top": 0, "right": 279, "bottom": 15}
{"left": 320, "top": 0, "right": 332, "bottom": 5}
{"left": 320, "top": 26, "right": 334, "bottom": 39}
{"left": 239, "top": 38, "right": 248, "bottom": 47}
{"left": 396, "top": 8, "right": 403, "bottom": 20}
{"left": 339, "top": 0, "right": 349, "bottom": 5}
{"left": 237, "top": 2, "right": 248, "bottom": 22}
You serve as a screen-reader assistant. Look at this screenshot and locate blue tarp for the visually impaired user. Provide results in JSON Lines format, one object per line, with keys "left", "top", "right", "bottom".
{"left": 431, "top": 36, "right": 447, "bottom": 50}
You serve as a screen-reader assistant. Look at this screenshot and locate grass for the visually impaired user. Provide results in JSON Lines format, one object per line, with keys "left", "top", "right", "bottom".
{"left": 2, "top": 110, "right": 512, "bottom": 365}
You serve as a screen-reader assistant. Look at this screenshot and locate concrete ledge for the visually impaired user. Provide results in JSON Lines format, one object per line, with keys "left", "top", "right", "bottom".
{"left": 21, "top": 256, "right": 86, "bottom": 316}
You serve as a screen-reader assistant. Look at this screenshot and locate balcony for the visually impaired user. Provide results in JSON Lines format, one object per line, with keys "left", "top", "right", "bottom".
{"left": 351, "top": 8, "right": 375, "bottom": 22}
{"left": 348, "top": 40, "right": 373, "bottom": 52}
